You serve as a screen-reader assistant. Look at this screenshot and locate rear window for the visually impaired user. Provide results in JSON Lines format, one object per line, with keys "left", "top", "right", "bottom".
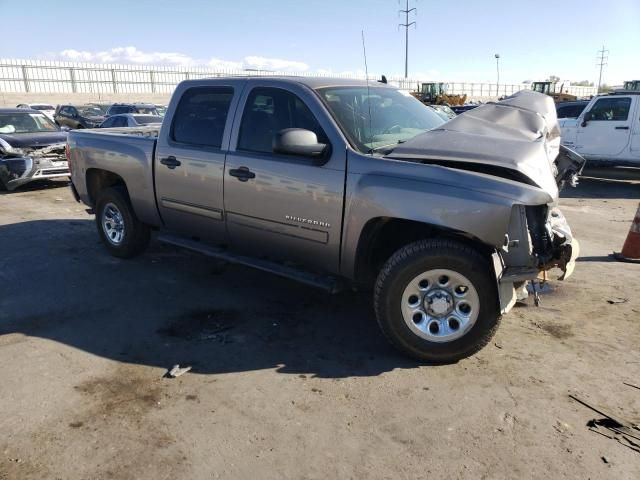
{"left": 108, "top": 105, "right": 130, "bottom": 115}
{"left": 133, "top": 106, "right": 158, "bottom": 115}
{"left": 134, "top": 115, "right": 162, "bottom": 125}
{"left": 171, "top": 87, "right": 234, "bottom": 148}
{"left": 31, "top": 104, "right": 55, "bottom": 110}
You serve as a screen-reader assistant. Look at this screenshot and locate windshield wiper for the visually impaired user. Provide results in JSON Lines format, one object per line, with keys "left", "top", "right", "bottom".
{"left": 367, "top": 141, "right": 402, "bottom": 155}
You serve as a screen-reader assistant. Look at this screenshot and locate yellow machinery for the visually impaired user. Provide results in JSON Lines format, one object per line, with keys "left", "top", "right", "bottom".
{"left": 413, "top": 82, "right": 467, "bottom": 106}
{"left": 531, "top": 81, "right": 577, "bottom": 103}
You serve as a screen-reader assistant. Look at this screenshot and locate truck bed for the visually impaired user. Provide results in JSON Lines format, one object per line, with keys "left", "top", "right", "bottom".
{"left": 68, "top": 127, "right": 162, "bottom": 226}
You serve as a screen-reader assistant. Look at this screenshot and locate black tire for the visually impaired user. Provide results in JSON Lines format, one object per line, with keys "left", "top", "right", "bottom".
{"left": 95, "top": 186, "right": 150, "bottom": 258}
{"left": 374, "top": 239, "right": 500, "bottom": 363}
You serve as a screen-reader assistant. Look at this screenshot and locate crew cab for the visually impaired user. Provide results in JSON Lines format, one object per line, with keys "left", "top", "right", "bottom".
{"left": 67, "top": 78, "right": 583, "bottom": 362}
{"left": 559, "top": 91, "right": 640, "bottom": 166}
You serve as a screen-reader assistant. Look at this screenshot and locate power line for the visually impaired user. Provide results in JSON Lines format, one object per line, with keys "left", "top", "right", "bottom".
{"left": 398, "top": 0, "right": 416, "bottom": 78}
{"left": 596, "top": 45, "right": 609, "bottom": 93}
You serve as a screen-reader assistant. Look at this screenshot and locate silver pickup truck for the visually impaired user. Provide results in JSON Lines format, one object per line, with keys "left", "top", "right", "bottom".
{"left": 68, "top": 77, "right": 584, "bottom": 362}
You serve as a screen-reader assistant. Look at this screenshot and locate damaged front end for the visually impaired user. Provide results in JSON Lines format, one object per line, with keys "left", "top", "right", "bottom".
{"left": 0, "top": 139, "right": 69, "bottom": 191}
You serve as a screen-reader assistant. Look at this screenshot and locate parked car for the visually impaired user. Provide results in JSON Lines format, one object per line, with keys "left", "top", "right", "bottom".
{"left": 155, "top": 105, "right": 168, "bottom": 117}
{"left": 99, "top": 114, "right": 163, "bottom": 128}
{"left": 0, "top": 108, "right": 69, "bottom": 190}
{"left": 105, "top": 103, "right": 159, "bottom": 117}
{"left": 54, "top": 105, "right": 105, "bottom": 129}
{"left": 555, "top": 100, "right": 589, "bottom": 119}
{"left": 87, "top": 102, "right": 113, "bottom": 116}
{"left": 68, "top": 79, "right": 583, "bottom": 362}
{"left": 559, "top": 92, "right": 640, "bottom": 166}
{"left": 16, "top": 103, "right": 56, "bottom": 121}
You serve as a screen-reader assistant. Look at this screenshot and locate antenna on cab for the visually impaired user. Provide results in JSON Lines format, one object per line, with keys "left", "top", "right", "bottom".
{"left": 361, "top": 30, "right": 373, "bottom": 147}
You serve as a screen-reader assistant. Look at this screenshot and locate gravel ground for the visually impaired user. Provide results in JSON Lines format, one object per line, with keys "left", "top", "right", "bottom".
{"left": 1, "top": 175, "right": 639, "bottom": 479}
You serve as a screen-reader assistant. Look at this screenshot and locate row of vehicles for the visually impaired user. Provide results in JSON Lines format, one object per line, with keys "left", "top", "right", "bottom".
{"left": 1, "top": 102, "right": 166, "bottom": 190}
{"left": 15, "top": 102, "right": 167, "bottom": 129}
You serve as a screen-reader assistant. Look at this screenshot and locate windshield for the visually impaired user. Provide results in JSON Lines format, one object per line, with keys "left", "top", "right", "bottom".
{"left": 0, "top": 112, "right": 59, "bottom": 134}
{"left": 317, "top": 86, "right": 445, "bottom": 153}
{"left": 90, "top": 104, "right": 111, "bottom": 114}
{"left": 77, "top": 106, "right": 104, "bottom": 117}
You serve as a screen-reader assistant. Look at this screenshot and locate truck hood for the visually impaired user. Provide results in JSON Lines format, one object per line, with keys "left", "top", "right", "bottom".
{"left": 0, "top": 131, "right": 68, "bottom": 149}
{"left": 387, "top": 90, "right": 584, "bottom": 198}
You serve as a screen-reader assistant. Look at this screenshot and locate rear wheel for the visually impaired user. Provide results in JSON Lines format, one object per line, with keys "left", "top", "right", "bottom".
{"left": 95, "top": 187, "right": 150, "bottom": 258}
{"left": 374, "top": 239, "right": 500, "bottom": 363}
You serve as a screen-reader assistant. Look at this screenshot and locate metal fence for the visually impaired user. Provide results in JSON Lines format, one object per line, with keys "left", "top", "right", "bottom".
{"left": 0, "top": 59, "right": 598, "bottom": 98}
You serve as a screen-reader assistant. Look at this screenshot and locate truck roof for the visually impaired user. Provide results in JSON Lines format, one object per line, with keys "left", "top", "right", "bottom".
{"left": 180, "top": 76, "right": 394, "bottom": 90}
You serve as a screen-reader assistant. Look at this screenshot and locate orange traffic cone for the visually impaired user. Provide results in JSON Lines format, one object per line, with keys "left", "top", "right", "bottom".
{"left": 614, "top": 202, "right": 640, "bottom": 263}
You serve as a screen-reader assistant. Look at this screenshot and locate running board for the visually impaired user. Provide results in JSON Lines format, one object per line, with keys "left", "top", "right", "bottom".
{"left": 157, "top": 233, "right": 345, "bottom": 293}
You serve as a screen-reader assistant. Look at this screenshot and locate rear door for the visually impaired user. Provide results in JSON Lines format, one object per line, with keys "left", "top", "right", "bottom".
{"left": 223, "top": 81, "right": 346, "bottom": 273}
{"left": 154, "top": 81, "right": 243, "bottom": 243}
{"left": 576, "top": 96, "right": 634, "bottom": 157}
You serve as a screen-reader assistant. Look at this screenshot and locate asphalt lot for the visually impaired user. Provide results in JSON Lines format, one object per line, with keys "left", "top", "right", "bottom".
{"left": 1, "top": 175, "right": 639, "bottom": 479}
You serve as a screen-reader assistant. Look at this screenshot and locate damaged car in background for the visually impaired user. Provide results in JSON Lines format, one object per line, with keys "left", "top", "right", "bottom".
{"left": 0, "top": 108, "right": 69, "bottom": 191}
{"left": 67, "top": 78, "right": 585, "bottom": 362}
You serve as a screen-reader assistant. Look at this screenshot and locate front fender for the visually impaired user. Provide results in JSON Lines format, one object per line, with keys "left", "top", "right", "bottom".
{"left": 340, "top": 153, "right": 554, "bottom": 279}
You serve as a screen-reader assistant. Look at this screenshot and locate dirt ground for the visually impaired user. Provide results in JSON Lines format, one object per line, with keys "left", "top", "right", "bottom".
{"left": 1, "top": 173, "right": 639, "bottom": 480}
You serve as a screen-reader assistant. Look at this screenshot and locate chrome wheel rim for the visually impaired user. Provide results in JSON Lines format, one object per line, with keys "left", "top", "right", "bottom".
{"left": 102, "top": 202, "right": 125, "bottom": 246}
{"left": 401, "top": 269, "right": 480, "bottom": 343}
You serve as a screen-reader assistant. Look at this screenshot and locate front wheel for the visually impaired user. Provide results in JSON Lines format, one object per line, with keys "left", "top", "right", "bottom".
{"left": 374, "top": 239, "right": 500, "bottom": 363}
{"left": 95, "top": 187, "right": 150, "bottom": 258}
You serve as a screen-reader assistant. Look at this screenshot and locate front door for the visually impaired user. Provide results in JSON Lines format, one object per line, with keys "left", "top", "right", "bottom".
{"left": 223, "top": 84, "right": 345, "bottom": 273}
{"left": 154, "top": 84, "right": 240, "bottom": 243}
{"left": 576, "top": 96, "right": 634, "bottom": 158}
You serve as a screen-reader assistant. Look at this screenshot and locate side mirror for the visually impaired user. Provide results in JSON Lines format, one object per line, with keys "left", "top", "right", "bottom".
{"left": 581, "top": 111, "right": 591, "bottom": 127}
{"left": 273, "top": 128, "right": 328, "bottom": 160}
{"left": 59, "top": 126, "right": 70, "bottom": 132}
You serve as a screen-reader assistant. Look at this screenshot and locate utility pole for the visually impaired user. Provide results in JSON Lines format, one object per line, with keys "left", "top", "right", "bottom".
{"left": 596, "top": 45, "right": 609, "bottom": 93}
{"left": 399, "top": 0, "right": 416, "bottom": 79}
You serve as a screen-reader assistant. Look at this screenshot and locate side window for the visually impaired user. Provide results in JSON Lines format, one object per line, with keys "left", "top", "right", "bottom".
{"left": 69, "top": 107, "right": 78, "bottom": 117}
{"left": 171, "top": 86, "right": 234, "bottom": 148}
{"left": 237, "top": 87, "right": 327, "bottom": 154}
{"left": 100, "top": 117, "right": 115, "bottom": 128}
{"left": 589, "top": 97, "right": 631, "bottom": 121}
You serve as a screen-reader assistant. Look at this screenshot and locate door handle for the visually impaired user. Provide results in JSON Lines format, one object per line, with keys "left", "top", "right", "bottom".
{"left": 229, "top": 166, "right": 256, "bottom": 182}
{"left": 615, "top": 126, "right": 630, "bottom": 130}
{"left": 160, "top": 156, "right": 181, "bottom": 169}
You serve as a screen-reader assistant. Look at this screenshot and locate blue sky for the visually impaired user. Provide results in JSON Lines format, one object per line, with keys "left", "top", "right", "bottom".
{"left": 1, "top": 0, "right": 638, "bottom": 85}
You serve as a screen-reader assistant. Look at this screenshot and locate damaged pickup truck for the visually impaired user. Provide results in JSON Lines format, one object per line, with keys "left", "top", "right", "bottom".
{"left": 67, "top": 77, "right": 585, "bottom": 362}
{"left": 0, "top": 108, "right": 69, "bottom": 191}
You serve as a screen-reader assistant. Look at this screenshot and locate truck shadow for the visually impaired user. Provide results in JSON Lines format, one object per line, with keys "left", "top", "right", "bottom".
{"left": 0, "top": 219, "right": 424, "bottom": 379}
{"left": 0, "top": 178, "right": 70, "bottom": 195}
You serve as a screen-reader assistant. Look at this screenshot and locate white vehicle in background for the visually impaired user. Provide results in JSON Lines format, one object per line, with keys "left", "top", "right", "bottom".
{"left": 98, "top": 113, "right": 163, "bottom": 129}
{"left": 559, "top": 91, "right": 640, "bottom": 166}
{"left": 16, "top": 103, "right": 56, "bottom": 121}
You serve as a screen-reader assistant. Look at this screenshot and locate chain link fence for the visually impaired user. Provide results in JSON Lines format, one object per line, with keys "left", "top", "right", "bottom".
{"left": 0, "top": 59, "right": 598, "bottom": 99}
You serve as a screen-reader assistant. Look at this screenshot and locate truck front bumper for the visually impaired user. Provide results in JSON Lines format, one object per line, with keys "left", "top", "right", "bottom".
{"left": 496, "top": 206, "right": 579, "bottom": 313}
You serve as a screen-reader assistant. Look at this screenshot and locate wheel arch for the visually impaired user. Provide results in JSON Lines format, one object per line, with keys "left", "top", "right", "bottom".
{"left": 353, "top": 216, "right": 497, "bottom": 287}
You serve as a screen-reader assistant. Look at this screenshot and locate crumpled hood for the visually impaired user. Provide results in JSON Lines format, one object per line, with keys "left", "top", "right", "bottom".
{"left": 388, "top": 90, "right": 562, "bottom": 198}
{"left": 0, "top": 131, "right": 68, "bottom": 149}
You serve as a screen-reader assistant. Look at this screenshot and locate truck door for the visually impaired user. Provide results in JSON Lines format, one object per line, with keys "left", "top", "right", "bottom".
{"left": 154, "top": 84, "right": 241, "bottom": 242}
{"left": 223, "top": 83, "right": 346, "bottom": 274}
{"left": 576, "top": 96, "right": 633, "bottom": 158}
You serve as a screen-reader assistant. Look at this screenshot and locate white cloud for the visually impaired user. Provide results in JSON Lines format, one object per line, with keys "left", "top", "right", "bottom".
{"left": 52, "top": 46, "right": 308, "bottom": 72}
